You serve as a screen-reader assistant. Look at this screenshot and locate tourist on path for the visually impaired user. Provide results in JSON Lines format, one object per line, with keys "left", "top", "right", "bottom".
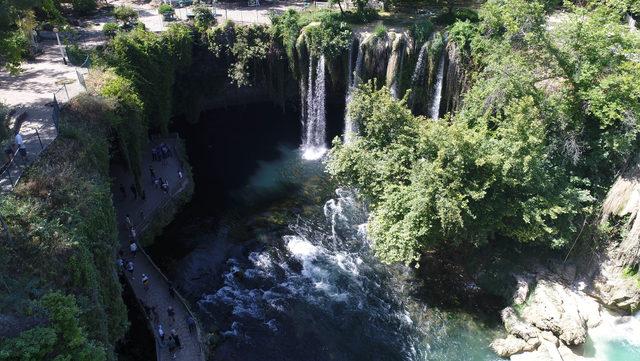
{"left": 14, "top": 132, "right": 26, "bottom": 161}
{"left": 126, "top": 261, "right": 134, "bottom": 278}
{"left": 129, "top": 241, "right": 138, "bottom": 257}
{"left": 130, "top": 227, "right": 137, "bottom": 240}
{"left": 158, "top": 324, "right": 165, "bottom": 343}
{"left": 119, "top": 184, "right": 126, "bottom": 198}
{"left": 178, "top": 170, "right": 183, "bottom": 180}
{"left": 171, "top": 329, "right": 182, "bottom": 349}
{"left": 125, "top": 214, "right": 133, "bottom": 229}
{"left": 186, "top": 316, "right": 196, "bottom": 334}
{"left": 149, "top": 165, "right": 156, "bottom": 179}
{"left": 130, "top": 184, "right": 138, "bottom": 199}
{"left": 167, "top": 306, "right": 175, "bottom": 324}
{"left": 142, "top": 273, "right": 149, "bottom": 291}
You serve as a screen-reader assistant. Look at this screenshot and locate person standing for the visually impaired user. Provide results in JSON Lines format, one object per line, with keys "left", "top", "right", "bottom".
{"left": 129, "top": 241, "right": 138, "bottom": 258}
{"left": 126, "top": 261, "right": 134, "bottom": 279}
{"left": 158, "top": 324, "right": 165, "bottom": 343}
{"left": 142, "top": 273, "right": 149, "bottom": 291}
{"left": 171, "top": 329, "right": 182, "bottom": 349}
{"left": 14, "top": 132, "right": 26, "bottom": 161}
{"left": 149, "top": 165, "right": 156, "bottom": 179}
{"left": 130, "top": 184, "right": 138, "bottom": 199}
{"left": 125, "top": 214, "right": 133, "bottom": 229}
{"left": 167, "top": 306, "right": 175, "bottom": 324}
{"left": 186, "top": 316, "right": 196, "bottom": 334}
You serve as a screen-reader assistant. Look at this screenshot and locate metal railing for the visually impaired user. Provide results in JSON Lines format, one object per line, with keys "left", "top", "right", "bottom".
{"left": 124, "top": 170, "right": 206, "bottom": 360}
{"left": 0, "top": 126, "right": 51, "bottom": 191}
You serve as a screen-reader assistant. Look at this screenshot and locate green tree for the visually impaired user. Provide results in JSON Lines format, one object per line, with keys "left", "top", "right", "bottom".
{"left": 113, "top": 5, "right": 138, "bottom": 27}
{"left": 193, "top": 5, "right": 215, "bottom": 31}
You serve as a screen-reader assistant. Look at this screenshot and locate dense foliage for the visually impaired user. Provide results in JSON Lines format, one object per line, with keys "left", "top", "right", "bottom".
{"left": 328, "top": 0, "right": 640, "bottom": 265}
{"left": 0, "top": 95, "right": 128, "bottom": 359}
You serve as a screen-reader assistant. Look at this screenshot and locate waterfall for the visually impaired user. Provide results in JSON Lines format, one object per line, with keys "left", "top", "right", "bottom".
{"left": 430, "top": 46, "right": 446, "bottom": 119}
{"left": 409, "top": 41, "right": 429, "bottom": 108}
{"left": 301, "top": 55, "right": 327, "bottom": 160}
{"left": 344, "top": 42, "right": 364, "bottom": 144}
{"left": 628, "top": 13, "right": 638, "bottom": 31}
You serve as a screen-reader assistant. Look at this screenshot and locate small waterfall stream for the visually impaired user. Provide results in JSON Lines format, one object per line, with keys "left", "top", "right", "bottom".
{"left": 430, "top": 46, "right": 446, "bottom": 120}
{"left": 628, "top": 13, "right": 638, "bottom": 31}
{"left": 409, "top": 41, "right": 429, "bottom": 108}
{"left": 344, "top": 42, "right": 364, "bottom": 144}
{"left": 301, "top": 55, "right": 327, "bottom": 160}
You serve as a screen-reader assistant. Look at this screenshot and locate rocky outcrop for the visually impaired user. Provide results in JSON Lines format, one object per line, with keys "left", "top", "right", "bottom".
{"left": 491, "top": 268, "right": 605, "bottom": 359}
{"left": 441, "top": 40, "right": 468, "bottom": 115}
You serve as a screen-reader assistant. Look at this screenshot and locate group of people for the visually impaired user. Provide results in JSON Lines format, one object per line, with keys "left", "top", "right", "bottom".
{"left": 152, "top": 142, "right": 173, "bottom": 163}
{"left": 114, "top": 140, "right": 196, "bottom": 359}
{"left": 138, "top": 286, "right": 198, "bottom": 359}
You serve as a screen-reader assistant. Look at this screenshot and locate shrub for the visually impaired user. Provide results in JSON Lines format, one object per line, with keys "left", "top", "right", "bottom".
{"left": 193, "top": 5, "right": 215, "bottom": 30}
{"left": 410, "top": 19, "right": 433, "bottom": 45}
{"left": 158, "top": 3, "right": 174, "bottom": 15}
{"left": 102, "top": 22, "right": 119, "bottom": 38}
{"left": 114, "top": 6, "right": 138, "bottom": 27}
{"left": 71, "top": 0, "right": 97, "bottom": 15}
{"left": 303, "top": 16, "right": 352, "bottom": 58}
{"left": 373, "top": 23, "right": 387, "bottom": 39}
{"left": 66, "top": 44, "right": 89, "bottom": 65}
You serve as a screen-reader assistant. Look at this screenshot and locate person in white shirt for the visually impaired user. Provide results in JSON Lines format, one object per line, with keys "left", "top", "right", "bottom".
{"left": 14, "top": 132, "right": 26, "bottom": 160}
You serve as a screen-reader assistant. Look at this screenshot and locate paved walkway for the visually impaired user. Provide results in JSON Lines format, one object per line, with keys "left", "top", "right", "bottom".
{"left": 112, "top": 137, "right": 204, "bottom": 361}
{"left": 0, "top": 39, "right": 86, "bottom": 192}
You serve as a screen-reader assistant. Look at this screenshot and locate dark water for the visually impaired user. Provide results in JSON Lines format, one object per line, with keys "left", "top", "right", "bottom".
{"left": 153, "top": 103, "right": 501, "bottom": 361}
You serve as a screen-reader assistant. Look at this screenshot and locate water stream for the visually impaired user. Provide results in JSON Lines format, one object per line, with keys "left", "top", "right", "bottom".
{"left": 344, "top": 42, "right": 364, "bottom": 144}
{"left": 430, "top": 45, "right": 446, "bottom": 120}
{"left": 302, "top": 55, "right": 328, "bottom": 160}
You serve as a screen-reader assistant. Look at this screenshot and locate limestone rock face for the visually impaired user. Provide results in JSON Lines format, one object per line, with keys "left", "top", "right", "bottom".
{"left": 491, "top": 335, "right": 537, "bottom": 358}
{"left": 520, "top": 279, "right": 589, "bottom": 345}
{"left": 589, "top": 259, "right": 640, "bottom": 312}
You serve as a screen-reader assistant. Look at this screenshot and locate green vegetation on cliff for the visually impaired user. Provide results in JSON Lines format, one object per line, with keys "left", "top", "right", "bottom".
{"left": 0, "top": 95, "right": 128, "bottom": 359}
{"left": 328, "top": 0, "right": 640, "bottom": 265}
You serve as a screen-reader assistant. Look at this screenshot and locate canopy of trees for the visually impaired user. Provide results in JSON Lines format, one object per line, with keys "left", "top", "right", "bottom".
{"left": 328, "top": 0, "right": 640, "bottom": 265}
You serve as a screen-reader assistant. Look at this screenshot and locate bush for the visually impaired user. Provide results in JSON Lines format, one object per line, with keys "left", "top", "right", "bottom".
{"left": 193, "top": 5, "right": 215, "bottom": 30}
{"left": 303, "top": 16, "right": 352, "bottom": 58}
{"left": 71, "top": 0, "right": 97, "bottom": 15}
{"left": 102, "top": 22, "right": 119, "bottom": 38}
{"left": 158, "top": 3, "right": 174, "bottom": 15}
{"left": 373, "top": 24, "right": 387, "bottom": 39}
{"left": 66, "top": 44, "right": 89, "bottom": 66}
{"left": 114, "top": 6, "right": 138, "bottom": 27}
{"left": 410, "top": 19, "right": 433, "bottom": 45}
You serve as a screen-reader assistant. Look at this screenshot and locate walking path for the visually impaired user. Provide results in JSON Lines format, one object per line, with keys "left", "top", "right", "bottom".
{"left": 111, "top": 137, "right": 204, "bottom": 361}
{"left": 0, "top": 39, "right": 86, "bottom": 192}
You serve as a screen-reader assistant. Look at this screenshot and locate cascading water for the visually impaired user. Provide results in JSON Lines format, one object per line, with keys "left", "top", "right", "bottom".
{"left": 430, "top": 44, "right": 446, "bottom": 120}
{"left": 409, "top": 41, "right": 429, "bottom": 108}
{"left": 628, "top": 13, "right": 638, "bottom": 31}
{"left": 301, "top": 55, "right": 327, "bottom": 160}
{"left": 344, "top": 42, "right": 364, "bottom": 144}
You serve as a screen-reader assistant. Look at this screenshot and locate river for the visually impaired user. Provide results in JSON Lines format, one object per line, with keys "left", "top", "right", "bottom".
{"left": 151, "top": 103, "right": 640, "bottom": 361}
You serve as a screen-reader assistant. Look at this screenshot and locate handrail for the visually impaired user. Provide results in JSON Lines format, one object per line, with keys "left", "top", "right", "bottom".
{"left": 1, "top": 125, "right": 55, "bottom": 191}
{"left": 128, "top": 176, "right": 206, "bottom": 360}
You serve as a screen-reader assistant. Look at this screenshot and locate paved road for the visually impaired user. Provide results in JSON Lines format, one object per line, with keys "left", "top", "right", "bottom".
{"left": 112, "top": 137, "right": 204, "bottom": 361}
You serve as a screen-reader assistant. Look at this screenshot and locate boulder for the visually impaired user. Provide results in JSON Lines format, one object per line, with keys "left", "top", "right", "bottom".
{"left": 501, "top": 307, "right": 538, "bottom": 341}
{"left": 521, "top": 280, "right": 588, "bottom": 345}
{"left": 589, "top": 260, "right": 640, "bottom": 313}
{"left": 491, "top": 335, "right": 537, "bottom": 358}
